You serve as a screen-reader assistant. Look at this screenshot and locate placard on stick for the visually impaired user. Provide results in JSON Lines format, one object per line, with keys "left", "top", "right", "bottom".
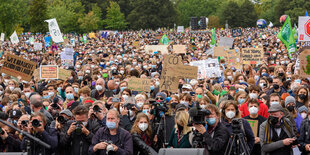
{"left": 246, "top": 119, "right": 258, "bottom": 136}
{"left": 40, "top": 65, "right": 58, "bottom": 79}
{"left": 0, "top": 54, "right": 36, "bottom": 81}
{"left": 128, "top": 78, "right": 151, "bottom": 92}
{"left": 144, "top": 45, "right": 169, "bottom": 54}
{"left": 241, "top": 48, "right": 264, "bottom": 64}
{"left": 33, "top": 68, "right": 71, "bottom": 80}
{"left": 299, "top": 49, "right": 310, "bottom": 78}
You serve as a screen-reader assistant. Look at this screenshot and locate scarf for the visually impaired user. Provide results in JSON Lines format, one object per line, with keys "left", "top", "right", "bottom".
{"left": 264, "top": 118, "right": 292, "bottom": 144}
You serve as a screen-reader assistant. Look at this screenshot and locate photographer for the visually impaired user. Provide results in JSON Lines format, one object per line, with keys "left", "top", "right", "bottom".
{"left": 21, "top": 112, "right": 58, "bottom": 155}
{"left": 89, "top": 109, "right": 133, "bottom": 155}
{"left": 60, "top": 105, "right": 100, "bottom": 155}
{"left": 194, "top": 104, "right": 230, "bottom": 154}
{"left": 89, "top": 100, "right": 108, "bottom": 127}
{"left": 119, "top": 97, "right": 137, "bottom": 131}
{"left": 29, "top": 94, "right": 54, "bottom": 126}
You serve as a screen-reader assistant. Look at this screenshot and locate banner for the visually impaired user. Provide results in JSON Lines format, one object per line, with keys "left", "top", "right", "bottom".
{"left": 298, "top": 16, "right": 310, "bottom": 41}
{"left": 160, "top": 34, "right": 170, "bottom": 45}
{"left": 241, "top": 48, "right": 264, "bottom": 64}
{"left": 177, "top": 26, "right": 184, "bottom": 33}
{"left": 45, "top": 18, "right": 64, "bottom": 43}
{"left": 10, "top": 31, "right": 19, "bottom": 44}
{"left": 33, "top": 43, "right": 43, "bottom": 51}
{"left": 144, "top": 45, "right": 169, "bottom": 54}
{"left": 0, "top": 33, "right": 4, "bottom": 42}
{"left": 128, "top": 78, "right": 151, "bottom": 92}
{"left": 172, "top": 45, "right": 186, "bottom": 54}
{"left": 60, "top": 48, "right": 74, "bottom": 69}
{"left": 226, "top": 49, "right": 241, "bottom": 69}
{"left": 299, "top": 49, "right": 310, "bottom": 77}
{"left": 190, "top": 59, "right": 221, "bottom": 79}
{"left": 44, "top": 36, "right": 51, "bottom": 47}
{"left": 211, "top": 28, "right": 216, "bottom": 46}
{"left": 0, "top": 54, "right": 36, "bottom": 81}
{"left": 40, "top": 65, "right": 58, "bottom": 79}
{"left": 277, "top": 16, "right": 296, "bottom": 58}
{"left": 219, "top": 37, "right": 234, "bottom": 48}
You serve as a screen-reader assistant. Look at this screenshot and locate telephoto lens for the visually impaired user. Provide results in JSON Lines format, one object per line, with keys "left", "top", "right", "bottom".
{"left": 57, "top": 116, "right": 67, "bottom": 124}
{"left": 75, "top": 121, "right": 82, "bottom": 134}
{"left": 21, "top": 120, "right": 29, "bottom": 127}
{"left": 31, "top": 119, "right": 41, "bottom": 127}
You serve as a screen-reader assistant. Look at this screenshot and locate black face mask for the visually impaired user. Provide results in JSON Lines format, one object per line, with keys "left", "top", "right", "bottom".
{"left": 299, "top": 94, "right": 306, "bottom": 100}
{"left": 287, "top": 106, "right": 295, "bottom": 112}
{"left": 178, "top": 84, "right": 183, "bottom": 89}
{"left": 177, "top": 124, "right": 183, "bottom": 132}
{"left": 273, "top": 84, "right": 280, "bottom": 90}
{"left": 269, "top": 115, "right": 279, "bottom": 125}
{"left": 278, "top": 72, "right": 284, "bottom": 77}
{"left": 246, "top": 71, "right": 250, "bottom": 75}
{"left": 171, "top": 102, "right": 178, "bottom": 109}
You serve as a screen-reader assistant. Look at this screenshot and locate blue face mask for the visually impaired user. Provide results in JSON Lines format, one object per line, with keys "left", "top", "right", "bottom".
{"left": 206, "top": 118, "right": 217, "bottom": 125}
{"left": 142, "top": 109, "right": 149, "bottom": 115}
{"left": 120, "top": 87, "right": 127, "bottom": 92}
{"left": 238, "top": 98, "right": 245, "bottom": 104}
{"left": 106, "top": 121, "right": 117, "bottom": 129}
{"left": 270, "top": 102, "right": 279, "bottom": 106}
{"left": 66, "top": 93, "right": 74, "bottom": 100}
{"left": 152, "top": 65, "right": 156, "bottom": 68}
{"left": 150, "top": 86, "right": 155, "bottom": 91}
{"left": 42, "top": 95, "right": 50, "bottom": 99}
{"left": 78, "top": 76, "right": 83, "bottom": 80}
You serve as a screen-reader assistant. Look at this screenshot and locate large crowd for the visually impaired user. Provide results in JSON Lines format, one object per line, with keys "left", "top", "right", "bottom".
{"left": 0, "top": 27, "right": 309, "bottom": 155}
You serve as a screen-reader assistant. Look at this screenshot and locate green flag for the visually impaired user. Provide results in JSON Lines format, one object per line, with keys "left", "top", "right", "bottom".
{"left": 160, "top": 34, "right": 170, "bottom": 45}
{"left": 277, "top": 16, "right": 296, "bottom": 58}
{"left": 211, "top": 28, "right": 216, "bottom": 46}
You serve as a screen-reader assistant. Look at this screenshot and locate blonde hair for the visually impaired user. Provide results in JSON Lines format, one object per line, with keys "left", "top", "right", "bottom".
{"left": 174, "top": 111, "right": 191, "bottom": 134}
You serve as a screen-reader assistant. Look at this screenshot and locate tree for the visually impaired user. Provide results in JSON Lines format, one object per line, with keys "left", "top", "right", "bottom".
{"left": 219, "top": 1, "right": 240, "bottom": 28}
{"left": 29, "top": 0, "right": 48, "bottom": 33}
{"left": 239, "top": 0, "right": 257, "bottom": 27}
{"left": 208, "top": 15, "right": 221, "bottom": 28}
{"left": 78, "top": 11, "right": 101, "bottom": 32}
{"left": 103, "top": 2, "right": 128, "bottom": 30}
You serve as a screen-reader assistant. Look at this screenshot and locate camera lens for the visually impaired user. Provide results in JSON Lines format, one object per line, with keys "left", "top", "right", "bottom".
{"left": 57, "top": 116, "right": 67, "bottom": 124}
{"left": 75, "top": 121, "right": 82, "bottom": 134}
{"left": 21, "top": 120, "right": 28, "bottom": 127}
{"left": 31, "top": 119, "right": 41, "bottom": 127}
{"left": 93, "top": 105, "right": 101, "bottom": 112}
{"left": 0, "top": 128, "right": 4, "bottom": 135}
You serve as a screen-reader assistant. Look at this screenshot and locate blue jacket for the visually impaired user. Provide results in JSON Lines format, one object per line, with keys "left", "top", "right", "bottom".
{"left": 294, "top": 113, "right": 303, "bottom": 133}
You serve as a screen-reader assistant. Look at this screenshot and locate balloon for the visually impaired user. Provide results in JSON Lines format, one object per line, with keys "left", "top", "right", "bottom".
{"left": 257, "top": 19, "right": 267, "bottom": 28}
{"left": 280, "top": 15, "right": 288, "bottom": 24}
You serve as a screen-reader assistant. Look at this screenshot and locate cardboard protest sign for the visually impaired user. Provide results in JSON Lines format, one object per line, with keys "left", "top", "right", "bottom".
{"left": 214, "top": 46, "right": 226, "bottom": 57}
{"left": 298, "top": 16, "right": 310, "bottom": 41}
{"left": 205, "top": 47, "right": 214, "bottom": 56}
{"left": 177, "top": 26, "right": 184, "bottom": 33}
{"left": 299, "top": 49, "right": 310, "bottom": 77}
{"left": 40, "top": 65, "right": 58, "bottom": 79}
{"left": 172, "top": 45, "right": 186, "bottom": 54}
{"left": 128, "top": 78, "right": 151, "bottom": 92}
{"left": 160, "top": 75, "right": 179, "bottom": 92}
{"left": 33, "top": 67, "right": 71, "bottom": 80}
{"left": 0, "top": 54, "right": 36, "bottom": 81}
{"left": 219, "top": 37, "right": 234, "bottom": 48}
{"left": 246, "top": 119, "right": 258, "bottom": 136}
{"left": 144, "top": 45, "right": 169, "bottom": 54}
{"left": 241, "top": 48, "right": 264, "bottom": 64}
{"left": 226, "top": 49, "right": 242, "bottom": 69}
{"left": 33, "top": 43, "right": 43, "bottom": 51}
{"left": 190, "top": 59, "right": 221, "bottom": 79}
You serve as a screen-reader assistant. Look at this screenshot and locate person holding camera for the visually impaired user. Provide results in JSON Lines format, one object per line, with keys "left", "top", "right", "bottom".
{"left": 21, "top": 112, "right": 58, "bottom": 155}
{"left": 194, "top": 104, "right": 230, "bottom": 155}
{"left": 29, "top": 94, "right": 54, "bottom": 126}
{"left": 60, "top": 105, "right": 100, "bottom": 155}
{"left": 0, "top": 112, "right": 22, "bottom": 152}
{"left": 89, "top": 101, "right": 108, "bottom": 127}
{"left": 89, "top": 109, "right": 133, "bottom": 155}
{"left": 260, "top": 104, "right": 297, "bottom": 155}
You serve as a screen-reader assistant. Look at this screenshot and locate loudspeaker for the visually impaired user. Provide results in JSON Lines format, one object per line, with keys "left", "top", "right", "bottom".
{"left": 191, "top": 17, "right": 198, "bottom": 30}
{"left": 158, "top": 148, "right": 208, "bottom": 155}
{"left": 200, "top": 16, "right": 207, "bottom": 29}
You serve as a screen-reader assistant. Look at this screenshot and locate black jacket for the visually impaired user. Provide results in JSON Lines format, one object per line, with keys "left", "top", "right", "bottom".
{"left": 298, "top": 119, "right": 310, "bottom": 155}
{"left": 0, "top": 134, "right": 21, "bottom": 152}
{"left": 132, "top": 132, "right": 157, "bottom": 155}
{"left": 59, "top": 119, "right": 100, "bottom": 155}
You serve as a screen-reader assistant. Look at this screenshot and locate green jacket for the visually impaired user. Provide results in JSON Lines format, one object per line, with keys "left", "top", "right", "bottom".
{"left": 168, "top": 128, "right": 192, "bottom": 148}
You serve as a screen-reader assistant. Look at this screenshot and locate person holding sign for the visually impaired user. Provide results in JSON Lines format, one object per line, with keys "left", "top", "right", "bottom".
{"left": 243, "top": 99, "right": 267, "bottom": 155}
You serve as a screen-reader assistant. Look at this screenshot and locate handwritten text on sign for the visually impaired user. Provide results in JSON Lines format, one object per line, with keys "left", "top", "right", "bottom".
{"left": 128, "top": 78, "right": 151, "bottom": 92}
{"left": 40, "top": 65, "right": 58, "bottom": 79}
{"left": 241, "top": 48, "right": 264, "bottom": 64}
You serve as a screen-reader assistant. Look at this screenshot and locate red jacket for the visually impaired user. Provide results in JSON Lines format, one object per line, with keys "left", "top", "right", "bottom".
{"left": 239, "top": 99, "right": 269, "bottom": 118}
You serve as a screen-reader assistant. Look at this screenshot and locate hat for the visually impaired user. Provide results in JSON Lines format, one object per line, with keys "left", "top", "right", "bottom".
{"left": 268, "top": 104, "right": 284, "bottom": 113}
{"left": 60, "top": 109, "right": 73, "bottom": 118}
{"left": 111, "top": 69, "right": 118, "bottom": 75}
{"left": 182, "top": 84, "right": 193, "bottom": 90}
{"left": 156, "top": 92, "right": 167, "bottom": 100}
{"left": 175, "top": 104, "right": 186, "bottom": 112}
{"left": 10, "top": 109, "right": 22, "bottom": 118}
{"left": 298, "top": 106, "right": 308, "bottom": 114}
{"left": 285, "top": 96, "right": 296, "bottom": 107}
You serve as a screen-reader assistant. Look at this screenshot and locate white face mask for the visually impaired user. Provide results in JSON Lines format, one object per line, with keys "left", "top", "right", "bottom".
{"left": 225, "top": 111, "right": 235, "bottom": 119}
{"left": 155, "top": 81, "right": 160, "bottom": 86}
{"left": 249, "top": 106, "right": 258, "bottom": 115}
{"left": 122, "top": 95, "right": 128, "bottom": 101}
{"left": 137, "top": 102, "right": 144, "bottom": 108}
{"left": 227, "top": 76, "right": 232, "bottom": 80}
{"left": 200, "top": 104, "right": 206, "bottom": 109}
{"left": 301, "top": 113, "right": 307, "bottom": 119}
{"left": 249, "top": 93, "right": 258, "bottom": 99}
{"left": 48, "top": 91, "right": 54, "bottom": 97}
{"left": 96, "top": 85, "right": 103, "bottom": 91}
{"left": 138, "top": 123, "right": 148, "bottom": 132}
{"left": 9, "top": 86, "right": 14, "bottom": 91}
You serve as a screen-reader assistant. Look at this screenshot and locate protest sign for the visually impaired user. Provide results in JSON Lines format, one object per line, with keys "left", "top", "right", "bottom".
{"left": 1, "top": 33, "right": 4, "bottom": 42}
{"left": 34, "top": 43, "right": 43, "bottom": 51}
{"left": 144, "top": 45, "right": 169, "bottom": 54}
{"left": 0, "top": 54, "right": 36, "bottom": 81}
{"left": 45, "top": 18, "right": 64, "bottom": 43}
{"left": 128, "top": 78, "right": 151, "bottom": 92}
{"left": 214, "top": 46, "right": 226, "bottom": 57}
{"left": 190, "top": 59, "right": 221, "bottom": 79}
{"left": 10, "top": 31, "right": 19, "bottom": 44}
{"left": 160, "top": 74, "right": 179, "bottom": 92}
{"left": 29, "top": 37, "right": 34, "bottom": 45}
{"left": 172, "top": 45, "right": 186, "bottom": 54}
{"left": 34, "top": 68, "right": 70, "bottom": 80}
{"left": 205, "top": 47, "right": 214, "bottom": 56}
{"left": 241, "top": 48, "right": 264, "bottom": 64}
{"left": 44, "top": 37, "right": 51, "bottom": 47}
{"left": 40, "top": 65, "right": 58, "bottom": 79}
{"left": 246, "top": 119, "right": 258, "bottom": 136}
{"left": 232, "top": 29, "right": 242, "bottom": 37}
{"left": 226, "top": 49, "right": 242, "bottom": 69}
{"left": 298, "top": 16, "right": 310, "bottom": 41}
{"left": 299, "top": 49, "right": 310, "bottom": 77}
{"left": 219, "top": 37, "right": 234, "bottom": 48}
{"left": 60, "top": 48, "right": 74, "bottom": 69}
{"left": 177, "top": 26, "right": 184, "bottom": 33}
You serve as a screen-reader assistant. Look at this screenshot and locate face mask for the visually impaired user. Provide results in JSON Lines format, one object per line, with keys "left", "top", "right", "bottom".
{"left": 111, "top": 67, "right": 116, "bottom": 70}
{"left": 180, "top": 101, "right": 189, "bottom": 107}
{"left": 66, "top": 93, "right": 74, "bottom": 100}
{"left": 137, "top": 102, "right": 144, "bottom": 108}
{"left": 197, "top": 95, "right": 202, "bottom": 100}
{"left": 225, "top": 111, "right": 235, "bottom": 119}
{"left": 206, "top": 118, "right": 217, "bottom": 125}
{"left": 238, "top": 98, "right": 245, "bottom": 104}
{"left": 138, "top": 123, "right": 148, "bottom": 132}
{"left": 106, "top": 121, "right": 117, "bottom": 129}
{"left": 227, "top": 76, "right": 232, "bottom": 80}
{"left": 57, "top": 87, "right": 62, "bottom": 92}
{"left": 299, "top": 94, "right": 306, "bottom": 100}
{"left": 295, "top": 79, "right": 301, "bottom": 84}
{"left": 259, "top": 83, "right": 265, "bottom": 88}
{"left": 200, "top": 104, "right": 206, "bottom": 109}
{"left": 132, "top": 62, "right": 137, "bottom": 65}
{"left": 249, "top": 106, "right": 258, "bottom": 115}
{"left": 85, "top": 70, "right": 91, "bottom": 74}
{"left": 82, "top": 121, "right": 87, "bottom": 126}
{"left": 249, "top": 93, "right": 258, "bottom": 99}
{"left": 273, "top": 84, "right": 279, "bottom": 90}
{"left": 152, "top": 65, "right": 156, "bottom": 68}
{"left": 122, "top": 95, "right": 128, "bottom": 101}
{"left": 270, "top": 101, "right": 279, "bottom": 106}
{"left": 150, "top": 86, "right": 155, "bottom": 91}
{"left": 301, "top": 113, "right": 307, "bottom": 119}
{"left": 96, "top": 85, "right": 103, "bottom": 91}
{"left": 74, "top": 88, "right": 79, "bottom": 93}
{"left": 42, "top": 95, "right": 50, "bottom": 99}
{"left": 120, "top": 70, "right": 125, "bottom": 74}
{"left": 9, "top": 86, "right": 14, "bottom": 91}
{"left": 4, "top": 79, "right": 9, "bottom": 84}
{"left": 269, "top": 115, "right": 279, "bottom": 125}
{"left": 286, "top": 72, "right": 291, "bottom": 75}
{"left": 287, "top": 105, "right": 295, "bottom": 112}
{"left": 25, "top": 92, "right": 31, "bottom": 98}
{"left": 102, "top": 73, "right": 108, "bottom": 78}
{"left": 142, "top": 109, "right": 149, "bottom": 115}
{"left": 239, "top": 80, "right": 244, "bottom": 83}
{"left": 78, "top": 76, "right": 83, "bottom": 80}
{"left": 48, "top": 91, "right": 54, "bottom": 97}
{"left": 91, "top": 65, "right": 95, "bottom": 68}
{"left": 80, "top": 96, "right": 84, "bottom": 101}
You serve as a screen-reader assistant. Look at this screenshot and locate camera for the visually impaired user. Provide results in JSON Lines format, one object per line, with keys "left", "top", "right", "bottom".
{"left": 57, "top": 116, "right": 67, "bottom": 124}
{"left": 231, "top": 118, "right": 243, "bottom": 134}
{"left": 75, "top": 121, "right": 83, "bottom": 135}
{"left": 93, "top": 105, "right": 102, "bottom": 113}
{"left": 188, "top": 102, "right": 211, "bottom": 126}
{"left": 149, "top": 100, "right": 168, "bottom": 118}
{"left": 112, "top": 97, "right": 120, "bottom": 103}
{"left": 21, "top": 120, "right": 29, "bottom": 127}
{"left": 31, "top": 119, "right": 41, "bottom": 127}
{"left": 291, "top": 137, "right": 299, "bottom": 145}
{"left": 124, "top": 103, "right": 135, "bottom": 110}
{"left": 105, "top": 140, "right": 115, "bottom": 154}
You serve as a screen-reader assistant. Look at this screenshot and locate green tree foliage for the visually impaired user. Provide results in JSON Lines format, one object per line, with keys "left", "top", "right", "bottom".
{"left": 208, "top": 15, "right": 221, "bottom": 28}
{"left": 29, "top": 0, "right": 48, "bottom": 33}
{"left": 79, "top": 11, "right": 101, "bottom": 32}
{"left": 239, "top": 0, "right": 258, "bottom": 27}
{"left": 219, "top": 1, "right": 240, "bottom": 28}
{"left": 103, "top": 2, "right": 128, "bottom": 30}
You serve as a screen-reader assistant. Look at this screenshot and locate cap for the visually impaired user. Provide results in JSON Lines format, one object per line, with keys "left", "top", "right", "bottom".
{"left": 175, "top": 104, "right": 186, "bottom": 112}
{"left": 111, "top": 69, "right": 118, "bottom": 75}
{"left": 10, "top": 109, "right": 22, "bottom": 118}
{"left": 156, "top": 92, "right": 167, "bottom": 99}
{"left": 298, "top": 106, "right": 308, "bottom": 114}
{"left": 60, "top": 109, "right": 73, "bottom": 117}
{"left": 182, "top": 84, "right": 193, "bottom": 90}
{"left": 285, "top": 96, "right": 296, "bottom": 107}
{"left": 268, "top": 104, "right": 284, "bottom": 113}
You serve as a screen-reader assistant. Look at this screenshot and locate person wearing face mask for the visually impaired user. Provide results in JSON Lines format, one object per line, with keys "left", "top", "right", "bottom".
{"left": 297, "top": 106, "right": 308, "bottom": 120}
{"left": 194, "top": 104, "right": 230, "bottom": 154}
{"left": 89, "top": 109, "right": 133, "bottom": 155}
{"left": 221, "top": 101, "right": 255, "bottom": 152}
{"left": 259, "top": 104, "right": 296, "bottom": 155}
{"left": 298, "top": 106, "right": 310, "bottom": 154}
{"left": 295, "top": 87, "right": 309, "bottom": 109}
{"left": 91, "top": 78, "right": 106, "bottom": 100}
{"left": 130, "top": 113, "right": 157, "bottom": 155}
{"left": 243, "top": 99, "right": 267, "bottom": 155}
{"left": 135, "top": 94, "right": 146, "bottom": 109}
{"left": 284, "top": 96, "right": 303, "bottom": 133}
{"left": 62, "top": 105, "right": 100, "bottom": 155}
{"left": 266, "top": 77, "right": 287, "bottom": 96}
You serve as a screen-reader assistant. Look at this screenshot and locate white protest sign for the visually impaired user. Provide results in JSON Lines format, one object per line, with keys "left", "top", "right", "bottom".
{"left": 298, "top": 16, "right": 310, "bottom": 41}
{"left": 190, "top": 59, "right": 221, "bottom": 79}
{"left": 33, "top": 43, "right": 43, "bottom": 51}
{"left": 0, "top": 33, "right": 4, "bottom": 42}
{"left": 144, "top": 45, "right": 169, "bottom": 54}
{"left": 45, "top": 18, "right": 64, "bottom": 43}
{"left": 60, "top": 48, "right": 74, "bottom": 69}
{"left": 177, "top": 26, "right": 184, "bottom": 33}
{"left": 10, "top": 31, "right": 19, "bottom": 44}
{"left": 219, "top": 37, "right": 234, "bottom": 48}
{"left": 205, "top": 47, "right": 214, "bottom": 56}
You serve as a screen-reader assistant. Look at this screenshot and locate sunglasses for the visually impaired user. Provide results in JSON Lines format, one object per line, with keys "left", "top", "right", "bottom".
{"left": 156, "top": 97, "right": 164, "bottom": 100}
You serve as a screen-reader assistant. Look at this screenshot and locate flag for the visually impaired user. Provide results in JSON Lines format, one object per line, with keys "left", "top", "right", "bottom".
{"left": 10, "top": 31, "right": 19, "bottom": 44}
{"left": 277, "top": 16, "right": 296, "bottom": 58}
{"left": 89, "top": 32, "right": 96, "bottom": 39}
{"left": 211, "top": 28, "right": 216, "bottom": 47}
{"left": 160, "top": 34, "right": 170, "bottom": 45}
{"left": 45, "top": 18, "right": 64, "bottom": 43}
{"left": 82, "top": 34, "right": 88, "bottom": 43}
{"left": 268, "top": 22, "right": 273, "bottom": 28}
{"left": 292, "top": 23, "right": 298, "bottom": 40}
{"left": 0, "top": 33, "right": 4, "bottom": 42}
{"left": 101, "top": 32, "right": 108, "bottom": 38}
{"left": 44, "top": 36, "right": 51, "bottom": 47}
{"left": 306, "top": 11, "right": 309, "bottom": 16}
